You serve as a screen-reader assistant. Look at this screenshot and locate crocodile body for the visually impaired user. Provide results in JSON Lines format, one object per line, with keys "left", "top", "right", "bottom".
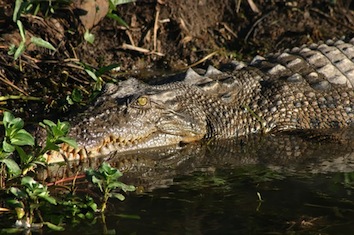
{"left": 45, "top": 38, "right": 354, "bottom": 163}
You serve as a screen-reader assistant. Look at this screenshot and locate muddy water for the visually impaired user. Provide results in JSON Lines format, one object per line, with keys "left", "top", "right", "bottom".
{"left": 48, "top": 128, "right": 354, "bottom": 234}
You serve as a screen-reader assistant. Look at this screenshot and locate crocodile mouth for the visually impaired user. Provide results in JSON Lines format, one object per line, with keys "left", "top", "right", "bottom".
{"left": 45, "top": 132, "right": 185, "bottom": 164}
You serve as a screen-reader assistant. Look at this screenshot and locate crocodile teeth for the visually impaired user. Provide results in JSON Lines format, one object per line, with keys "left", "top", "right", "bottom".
{"left": 78, "top": 148, "right": 88, "bottom": 160}
{"left": 99, "top": 146, "right": 111, "bottom": 155}
{"left": 107, "top": 142, "right": 116, "bottom": 151}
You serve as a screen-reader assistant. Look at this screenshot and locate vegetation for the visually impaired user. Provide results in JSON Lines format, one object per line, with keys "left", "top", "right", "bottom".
{"left": 0, "top": 112, "right": 136, "bottom": 233}
{"left": 0, "top": 1, "right": 138, "bottom": 231}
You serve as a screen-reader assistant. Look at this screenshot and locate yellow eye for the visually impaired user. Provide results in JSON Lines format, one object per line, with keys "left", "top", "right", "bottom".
{"left": 137, "top": 96, "right": 148, "bottom": 106}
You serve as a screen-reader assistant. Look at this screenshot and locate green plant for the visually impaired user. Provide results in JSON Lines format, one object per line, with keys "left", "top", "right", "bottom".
{"left": 38, "top": 119, "right": 78, "bottom": 153}
{"left": 80, "top": 63, "right": 120, "bottom": 91}
{"left": 9, "top": 0, "right": 59, "bottom": 61}
{"left": 0, "top": 112, "right": 78, "bottom": 180}
{"left": 0, "top": 111, "right": 37, "bottom": 178}
{"left": 7, "top": 176, "right": 63, "bottom": 231}
{"left": 59, "top": 195, "right": 98, "bottom": 224}
{"left": 107, "top": 0, "right": 136, "bottom": 28}
{"left": 86, "top": 162, "right": 135, "bottom": 213}
{"left": 0, "top": 112, "right": 135, "bottom": 232}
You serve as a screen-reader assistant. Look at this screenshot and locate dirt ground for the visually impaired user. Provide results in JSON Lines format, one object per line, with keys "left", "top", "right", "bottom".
{"left": 0, "top": 0, "right": 354, "bottom": 120}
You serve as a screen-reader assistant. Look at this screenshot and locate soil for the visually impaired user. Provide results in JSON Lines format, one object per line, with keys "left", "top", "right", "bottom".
{"left": 0, "top": 0, "right": 354, "bottom": 121}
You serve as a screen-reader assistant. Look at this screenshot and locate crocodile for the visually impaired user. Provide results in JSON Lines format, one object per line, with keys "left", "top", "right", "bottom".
{"left": 45, "top": 38, "right": 354, "bottom": 163}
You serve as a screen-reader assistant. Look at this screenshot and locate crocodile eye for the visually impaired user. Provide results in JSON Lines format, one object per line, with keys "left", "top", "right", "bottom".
{"left": 137, "top": 96, "right": 148, "bottom": 106}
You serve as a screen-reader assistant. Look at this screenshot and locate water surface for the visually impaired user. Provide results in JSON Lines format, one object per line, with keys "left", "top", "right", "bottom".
{"left": 49, "top": 129, "right": 354, "bottom": 234}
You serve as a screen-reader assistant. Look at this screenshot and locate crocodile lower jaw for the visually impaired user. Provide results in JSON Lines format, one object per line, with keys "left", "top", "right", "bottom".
{"left": 44, "top": 132, "right": 188, "bottom": 164}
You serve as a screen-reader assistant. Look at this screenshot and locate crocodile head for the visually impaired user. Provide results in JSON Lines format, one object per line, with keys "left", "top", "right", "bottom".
{"left": 46, "top": 77, "right": 208, "bottom": 163}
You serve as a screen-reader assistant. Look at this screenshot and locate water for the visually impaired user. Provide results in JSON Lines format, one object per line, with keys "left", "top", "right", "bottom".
{"left": 3, "top": 129, "right": 354, "bottom": 234}
{"left": 47, "top": 129, "right": 354, "bottom": 234}
{"left": 56, "top": 169, "right": 354, "bottom": 234}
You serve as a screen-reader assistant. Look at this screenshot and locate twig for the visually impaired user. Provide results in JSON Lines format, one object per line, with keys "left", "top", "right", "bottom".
{"left": 247, "top": 0, "right": 260, "bottom": 13}
{"left": 310, "top": 8, "right": 354, "bottom": 32}
{"left": 244, "top": 12, "right": 271, "bottom": 43}
{"left": 46, "top": 174, "right": 86, "bottom": 186}
{"left": 153, "top": 4, "right": 160, "bottom": 52}
{"left": 125, "top": 30, "right": 135, "bottom": 47}
{"left": 0, "top": 94, "right": 41, "bottom": 101}
{"left": 221, "top": 22, "right": 238, "bottom": 38}
{"left": 121, "top": 43, "right": 165, "bottom": 56}
{"left": 187, "top": 51, "right": 219, "bottom": 68}
{"left": 0, "top": 70, "right": 29, "bottom": 96}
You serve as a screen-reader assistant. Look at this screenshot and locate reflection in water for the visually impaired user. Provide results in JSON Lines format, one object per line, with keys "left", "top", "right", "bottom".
{"left": 42, "top": 128, "right": 354, "bottom": 190}
{"left": 41, "top": 128, "right": 354, "bottom": 234}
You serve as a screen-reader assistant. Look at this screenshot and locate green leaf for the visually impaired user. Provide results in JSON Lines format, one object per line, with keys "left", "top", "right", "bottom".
{"left": 90, "top": 175, "right": 104, "bottom": 192}
{"left": 15, "top": 145, "right": 31, "bottom": 164}
{"left": 106, "top": 13, "right": 129, "bottom": 28}
{"left": 120, "top": 184, "right": 136, "bottom": 192}
{"left": 111, "top": 193, "right": 125, "bottom": 201}
{"left": 3, "top": 140, "right": 15, "bottom": 153}
{"left": 14, "top": 41, "right": 26, "bottom": 60}
{"left": 30, "top": 37, "right": 56, "bottom": 51}
{"left": 9, "top": 187, "right": 26, "bottom": 198}
{"left": 51, "top": 125, "right": 64, "bottom": 137}
{"left": 21, "top": 176, "right": 37, "bottom": 188}
{"left": 110, "top": 0, "right": 136, "bottom": 6}
{"left": 85, "top": 211, "right": 94, "bottom": 220}
{"left": 44, "top": 141, "right": 59, "bottom": 151}
{"left": 57, "top": 121, "right": 70, "bottom": 135}
{"left": 71, "top": 88, "right": 83, "bottom": 103}
{"left": 8, "top": 44, "right": 16, "bottom": 55}
{"left": 44, "top": 222, "right": 65, "bottom": 231}
{"left": 3, "top": 112, "right": 14, "bottom": 128}
{"left": 84, "top": 30, "right": 95, "bottom": 44}
{"left": 96, "top": 63, "right": 120, "bottom": 77}
{"left": 42, "top": 119, "right": 56, "bottom": 128}
{"left": 11, "top": 129, "right": 35, "bottom": 146}
{"left": 88, "top": 200, "right": 98, "bottom": 212}
{"left": 0, "top": 159, "right": 21, "bottom": 176}
{"left": 40, "top": 194, "right": 57, "bottom": 205}
{"left": 6, "top": 199, "right": 23, "bottom": 209}
{"left": 16, "top": 20, "right": 26, "bottom": 42}
{"left": 13, "top": 0, "right": 23, "bottom": 22}
{"left": 85, "top": 69, "right": 98, "bottom": 81}
{"left": 58, "top": 137, "right": 78, "bottom": 148}
{"left": 9, "top": 117, "right": 24, "bottom": 130}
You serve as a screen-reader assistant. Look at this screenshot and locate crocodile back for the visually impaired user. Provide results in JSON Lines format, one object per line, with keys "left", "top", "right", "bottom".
{"left": 181, "top": 39, "right": 354, "bottom": 137}
{"left": 234, "top": 39, "right": 354, "bottom": 133}
{"left": 249, "top": 38, "right": 354, "bottom": 88}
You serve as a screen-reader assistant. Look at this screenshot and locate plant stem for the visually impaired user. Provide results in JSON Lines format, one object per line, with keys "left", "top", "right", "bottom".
{"left": 0, "top": 95, "right": 41, "bottom": 102}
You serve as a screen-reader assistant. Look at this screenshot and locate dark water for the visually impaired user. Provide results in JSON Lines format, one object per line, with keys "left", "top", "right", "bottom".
{"left": 56, "top": 169, "right": 354, "bottom": 235}
{"left": 3, "top": 130, "right": 354, "bottom": 234}
{"left": 47, "top": 129, "right": 354, "bottom": 235}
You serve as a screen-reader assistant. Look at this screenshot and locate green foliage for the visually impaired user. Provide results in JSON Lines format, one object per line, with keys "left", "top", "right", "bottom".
{"left": 7, "top": 176, "right": 62, "bottom": 230}
{"left": 84, "top": 30, "right": 95, "bottom": 44}
{"left": 66, "top": 88, "right": 83, "bottom": 105}
{"left": 86, "top": 162, "right": 136, "bottom": 213}
{"left": 80, "top": 63, "right": 120, "bottom": 91}
{"left": 9, "top": 0, "right": 59, "bottom": 60}
{"left": 39, "top": 119, "right": 78, "bottom": 153}
{"left": 0, "top": 112, "right": 36, "bottom": 177}
{"left": 0, "top": 112, "right": 135, "bottom": 231}
{"left": 0, "top": 112, "right": 78, "bottom": 178}
{"left": 13, "top": 0, "right": 71, "bottom": 20}
{"left": 107, "top": 0, "right": 136, "bottom": 28}
{"left": 58, "top": 195, "right": 98, "bottom": 225}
